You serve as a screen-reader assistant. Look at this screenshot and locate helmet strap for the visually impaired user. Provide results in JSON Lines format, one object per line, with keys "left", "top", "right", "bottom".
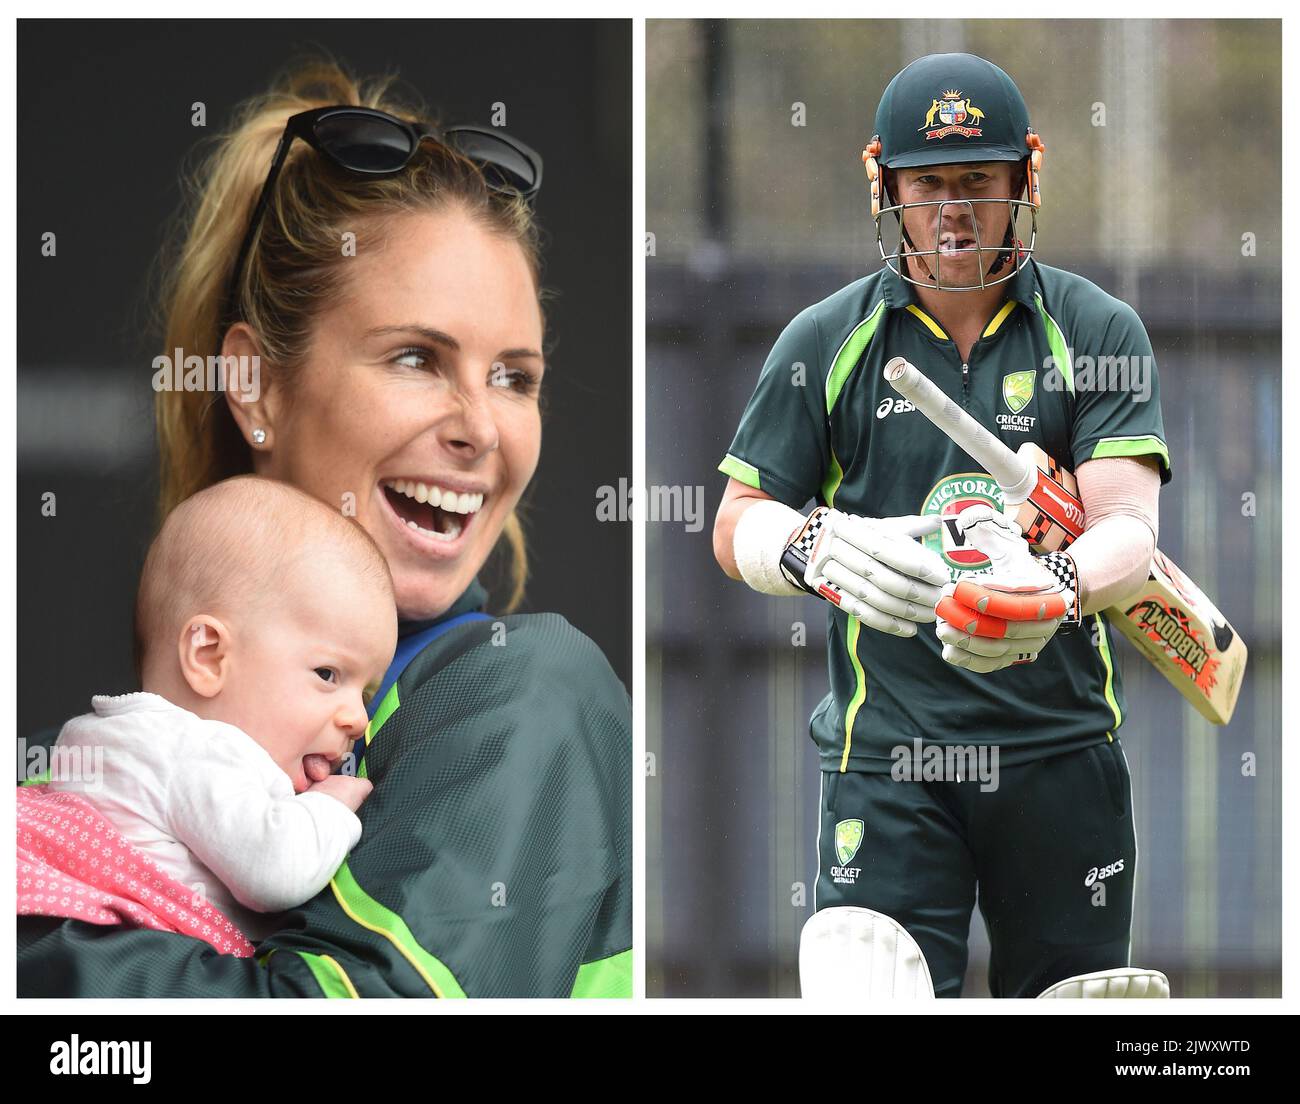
{"left": 986, "top": 223, "right": 1016, "bottom": 276}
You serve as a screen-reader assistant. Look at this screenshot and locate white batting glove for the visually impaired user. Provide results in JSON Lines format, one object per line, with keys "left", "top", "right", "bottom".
{"left": 934, "top": 504, "right": 1076, "bottom": 672}
{"left": 783, "top": 508, "right": 951, "bottom": 637}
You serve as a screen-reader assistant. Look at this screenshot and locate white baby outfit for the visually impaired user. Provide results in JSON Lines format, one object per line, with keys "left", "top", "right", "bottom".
{"left": 48, "top": 692, "right": 362, "bottom": 943}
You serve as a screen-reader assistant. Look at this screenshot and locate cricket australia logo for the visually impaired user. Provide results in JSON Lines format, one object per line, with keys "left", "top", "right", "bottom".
{"left": 834, "top": 819, "right": 863, "bottom": 865}
{"left": 920, "top": 472, "right": 1007, "bottom": 578}
{"left": 998, "top": 369, "right": 1037, "bottom": 433}
{"left": 831, "top": 819, "right": 864, "bottom": 886}
{"left": 920, "top": 90, "right": 986, "bottom": 140}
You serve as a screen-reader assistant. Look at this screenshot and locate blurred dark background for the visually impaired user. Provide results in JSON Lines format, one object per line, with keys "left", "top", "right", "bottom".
{"left": 18, "top": 19, "right": 632, "bottom": 738}
{"left": 647, "top": 19, "right": 1281, "bottom": 998}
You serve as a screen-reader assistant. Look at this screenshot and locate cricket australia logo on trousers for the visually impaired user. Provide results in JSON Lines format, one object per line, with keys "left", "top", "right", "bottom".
{"left": 998, "top": 369, "right": 1037, "bottom": 433}
{"left": 831, "top": 819, "right": 863, "bottom": 885}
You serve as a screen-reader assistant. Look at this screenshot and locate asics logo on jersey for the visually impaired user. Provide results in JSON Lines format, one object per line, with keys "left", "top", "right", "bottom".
{"left": 876, "top": 396, "right": 917, "bottom": 420}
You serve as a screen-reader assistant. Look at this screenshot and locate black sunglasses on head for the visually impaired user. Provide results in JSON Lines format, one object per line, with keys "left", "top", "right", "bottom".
{"left": 223, "top": 105, "right": 543, "bottom": 325}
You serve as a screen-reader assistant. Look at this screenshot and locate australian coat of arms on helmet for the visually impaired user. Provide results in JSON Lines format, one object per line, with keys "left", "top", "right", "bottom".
{"left": 920, "top": 90, "right": 985, "bottom": 140}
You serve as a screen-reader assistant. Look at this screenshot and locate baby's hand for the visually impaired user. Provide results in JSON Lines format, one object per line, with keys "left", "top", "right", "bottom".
{"left": 306, "top": 775, "right": 373, "bottom": 812}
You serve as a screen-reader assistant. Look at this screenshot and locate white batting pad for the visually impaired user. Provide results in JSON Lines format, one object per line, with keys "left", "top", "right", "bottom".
{"left": 799, "top": 906, "right": 935, "bottom": 1000}
{"left": 1037, "top": 968, "right": 1171, "bottom": 999}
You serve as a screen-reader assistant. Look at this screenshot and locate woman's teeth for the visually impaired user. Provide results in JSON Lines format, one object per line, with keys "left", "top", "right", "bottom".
{"left": 383, "top": 479, "right": 485, "bottom": 543}
{"left": 384, "top": 479, "right": 484, "bottom": 515}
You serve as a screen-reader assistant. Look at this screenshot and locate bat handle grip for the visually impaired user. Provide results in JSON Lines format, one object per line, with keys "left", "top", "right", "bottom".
{"left": 884, "top": 357, "right": 1038, "bottom": 504}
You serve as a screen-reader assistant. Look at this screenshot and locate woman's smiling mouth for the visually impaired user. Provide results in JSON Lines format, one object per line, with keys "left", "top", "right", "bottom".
{"left": 380, "top": 478, "right": 486, "bottom": 549}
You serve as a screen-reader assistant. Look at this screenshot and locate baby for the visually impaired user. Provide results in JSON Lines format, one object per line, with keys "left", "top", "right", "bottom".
{"left": 48, "top": 476, "right": 397, "bottom": 941}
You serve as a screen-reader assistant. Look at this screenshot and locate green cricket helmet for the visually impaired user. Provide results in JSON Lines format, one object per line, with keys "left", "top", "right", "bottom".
{"left": 862, "top": 53, "right": 1045, "bottom": 291}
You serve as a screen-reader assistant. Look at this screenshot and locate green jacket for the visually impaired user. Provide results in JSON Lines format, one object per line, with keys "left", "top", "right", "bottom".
{"left": 18, "top": 580, "right": 631, "bottom": 998}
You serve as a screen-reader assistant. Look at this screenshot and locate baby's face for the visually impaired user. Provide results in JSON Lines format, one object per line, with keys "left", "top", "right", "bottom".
{"left": 220, "top": 547, "right": 398, "bottom": 793}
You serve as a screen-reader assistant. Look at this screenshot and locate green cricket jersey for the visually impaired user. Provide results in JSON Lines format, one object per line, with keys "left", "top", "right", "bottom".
{"left": 18, "top": 579, "right": 632, "bottom": 998}
{"left": 720, "top": 260, "right": 1172, "bottom": 773}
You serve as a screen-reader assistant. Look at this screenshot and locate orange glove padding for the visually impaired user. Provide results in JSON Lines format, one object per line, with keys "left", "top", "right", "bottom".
{"left": 934, "top": 506, "right": 1074, "bottom": 673}
{"left": 939, "top": 580, "right": 1072, "bottom": 636}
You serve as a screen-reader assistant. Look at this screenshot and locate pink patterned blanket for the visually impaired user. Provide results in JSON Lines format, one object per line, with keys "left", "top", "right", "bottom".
{"left": 17, "top": 784, "right": 255, "bottom": 957}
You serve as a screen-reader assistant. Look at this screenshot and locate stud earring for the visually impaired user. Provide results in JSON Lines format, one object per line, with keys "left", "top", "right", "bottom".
{"left": 252, "top": 428, "right": 267, "bottom": 445}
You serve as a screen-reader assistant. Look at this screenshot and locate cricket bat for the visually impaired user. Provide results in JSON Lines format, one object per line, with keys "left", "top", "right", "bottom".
{"left": 883, "top": 356, "right": 1247, "bottom": 725}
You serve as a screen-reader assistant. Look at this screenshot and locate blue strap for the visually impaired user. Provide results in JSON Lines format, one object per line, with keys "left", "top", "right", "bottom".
{"left": 356, "top": 611, "right": 492, "bottom": 769}
{"left": 368, "top": 611, "right": 493, "bottom": 719}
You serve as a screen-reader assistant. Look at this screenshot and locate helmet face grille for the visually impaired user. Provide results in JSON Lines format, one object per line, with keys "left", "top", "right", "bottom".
{"left": 875, "top": 195, "right": 1038, "bottom": 292}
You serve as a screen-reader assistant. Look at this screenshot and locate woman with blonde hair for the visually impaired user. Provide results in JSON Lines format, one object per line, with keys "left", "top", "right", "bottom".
{"left": 18, "top": 61, "right": 631, "bottom": 999}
